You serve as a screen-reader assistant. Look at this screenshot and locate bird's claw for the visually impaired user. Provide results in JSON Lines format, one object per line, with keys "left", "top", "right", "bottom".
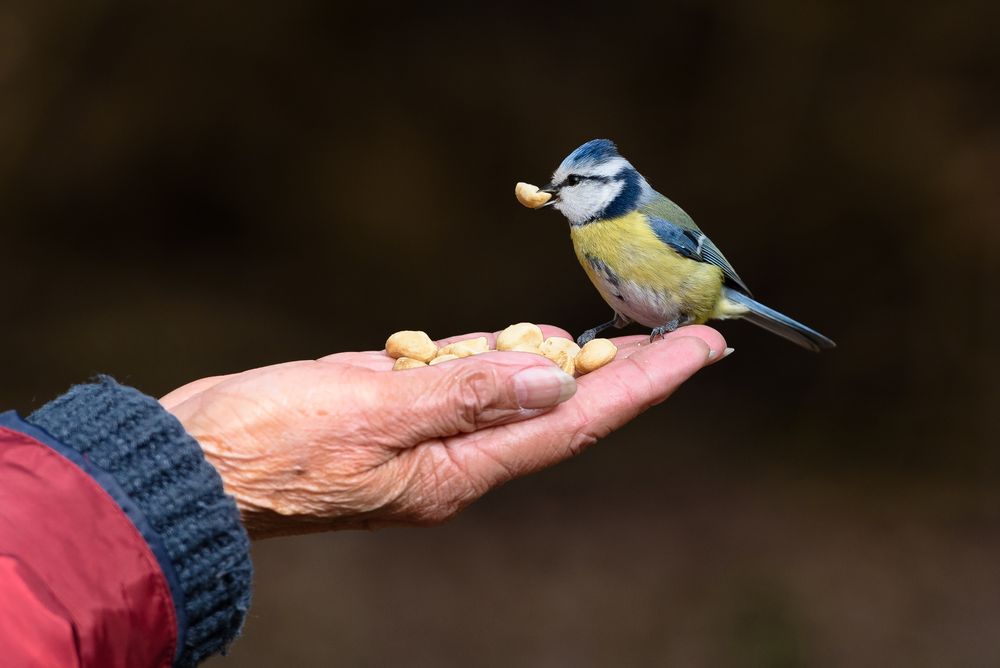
{"left": 576, "top": 329, "right": 599, "bottom": 347}
{"left": 648, "top": 316, "right": 691, "bottom": 343}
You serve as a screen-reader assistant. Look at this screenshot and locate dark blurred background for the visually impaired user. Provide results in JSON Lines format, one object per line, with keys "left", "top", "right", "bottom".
{"left": 3, "top": 1, "right": 999, "bottom": 665}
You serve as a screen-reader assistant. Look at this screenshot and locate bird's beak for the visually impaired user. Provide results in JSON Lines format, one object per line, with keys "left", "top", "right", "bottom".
{"left": 539, "top": 184, "right": 559, "bottom": 207}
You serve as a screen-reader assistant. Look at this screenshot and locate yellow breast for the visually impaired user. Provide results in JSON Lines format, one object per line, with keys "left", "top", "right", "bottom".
{"left": 569, "top": 211, "right": 724, "bottom": 324}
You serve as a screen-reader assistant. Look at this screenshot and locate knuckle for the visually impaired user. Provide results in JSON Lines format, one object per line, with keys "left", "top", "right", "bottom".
{"left": 442, "top": 366, "right": 500, "bottom": 432}
{"left": 567, "top": 428, "right": 601, "bottom": 458}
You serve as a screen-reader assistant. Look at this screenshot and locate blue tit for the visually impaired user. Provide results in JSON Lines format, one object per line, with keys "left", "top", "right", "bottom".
{"left": 532, "top": 139, "right": 835, "bottom": 351}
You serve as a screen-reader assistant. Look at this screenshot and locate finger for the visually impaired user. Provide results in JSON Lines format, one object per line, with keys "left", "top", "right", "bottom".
{"left": 451, "top": 333, "right": 721, "bottom": 484}
{"left": 611, "top": 325, "right": 727, "bottom": 361}
{"left": 664, "top": 324, "right": 727, "bottom": 351}
{"left": 606, "top": 335, "right": 649, "bottom": 359}
{"left": 366, "top": 351, "right": 577, "bottom": 447}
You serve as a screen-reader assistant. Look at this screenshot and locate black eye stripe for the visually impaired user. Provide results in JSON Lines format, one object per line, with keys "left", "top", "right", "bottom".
{"left": 561, "top": 174, "right": 611, "bottom": 187}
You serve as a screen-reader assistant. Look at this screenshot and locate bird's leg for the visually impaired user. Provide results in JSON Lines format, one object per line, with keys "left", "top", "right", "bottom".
{"left": 577, "top": 312, "right": 631, "bottom": 346}
{"left": 649, "top": 315, "right": 693, "bottom": 342}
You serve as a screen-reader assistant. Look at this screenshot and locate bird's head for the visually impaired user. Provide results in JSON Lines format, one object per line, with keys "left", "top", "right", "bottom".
{"left": 540, "top": 139, "right": 652, "bottom": 225}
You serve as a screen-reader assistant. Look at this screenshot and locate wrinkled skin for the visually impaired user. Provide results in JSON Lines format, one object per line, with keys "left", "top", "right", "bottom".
{"left": 161, "top": 324, "right": 727, "bottom": 539}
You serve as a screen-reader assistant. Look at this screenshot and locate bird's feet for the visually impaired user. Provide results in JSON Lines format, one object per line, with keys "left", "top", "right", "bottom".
{"left": 649, "top": 325, "right": 673, "bottom": 342}
{"left": 576, "top": 327, "right": 601, "bottom": 347}
{"left": 649, "top": 316, "right": 691, "bottom": 342}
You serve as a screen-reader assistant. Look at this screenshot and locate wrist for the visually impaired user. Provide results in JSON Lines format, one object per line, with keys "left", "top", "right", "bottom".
{"left": 29, "top": 376, "right": 253, "bottom": 666}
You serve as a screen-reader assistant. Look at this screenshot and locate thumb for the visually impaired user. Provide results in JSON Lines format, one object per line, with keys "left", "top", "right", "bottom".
{"left": 372, "top": 352, "right": 577, "bottom": 446}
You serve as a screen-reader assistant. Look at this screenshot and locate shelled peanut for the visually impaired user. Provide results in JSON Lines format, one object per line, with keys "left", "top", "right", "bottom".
{"left": 384, "top": 323, "right": 617, "bottom": 376}
{"left": 496, "top": 322, "right": 544, "bottom": 352}
{"left": 514, "top": 182, "right": 552, "bottom": 209}
{"left": 575, "top": 338, "right": 618, "bottom": 374}
{"left": 385, "top": 330, "right": 438, "bottom": 363}
{"left": 438, "top": 336, "right": 489, "bottom": 357}
{"left": 538, "top": 337, "right": 580, "bottom": 375}
{"left": 392, "top": 357, "right": 427, "bottom": 370}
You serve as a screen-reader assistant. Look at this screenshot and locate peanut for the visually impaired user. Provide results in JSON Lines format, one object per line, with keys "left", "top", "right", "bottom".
{"left": 392, "top": 357, "right": 428, "bottom": 371}
{"left": 438, "top": 336, "right": 489, "bottom": 358}
{"left": 385, "top": 330, "right": 438, "bottom": 363}
{"left": 429, "top": 353, "right": 460, "bottom": 365}
{"left": 539, "top": 337, "right": 580, "bottom": 375}
{"left": 514, "top": 182, "right": 552, "bottom": 209}
{"left": 496, "top": 322, "right": 544, "bottom": 353}
{"left": 575, "top": 338, "right": 617, "bottom": 374}
{"left": 387, "top": 324, "right": 615, "bottom": 375}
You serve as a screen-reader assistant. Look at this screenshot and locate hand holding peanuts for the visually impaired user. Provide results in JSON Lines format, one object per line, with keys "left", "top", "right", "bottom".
{"left": 163, "top": 321, "right": 727, "bottom": 538}
{"left": 385, "top": 322, "right": 617, "bottom": 376}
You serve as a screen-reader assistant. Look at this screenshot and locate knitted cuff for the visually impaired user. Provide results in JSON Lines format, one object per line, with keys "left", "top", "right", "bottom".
{"left": 29, "top": 376, "right": 252, "bottom": 667}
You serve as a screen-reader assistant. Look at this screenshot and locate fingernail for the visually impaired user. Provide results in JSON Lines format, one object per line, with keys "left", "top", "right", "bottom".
{"left": 708, "top": 347, "right": 734, "bottom": 361}
{"left": 513, "top": 367, "right": 577, "bottom": 408}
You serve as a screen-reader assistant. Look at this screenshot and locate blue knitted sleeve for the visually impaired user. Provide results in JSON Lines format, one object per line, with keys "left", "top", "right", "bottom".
{"left": 28, "top": 376, "right": 253, "bottom": 667}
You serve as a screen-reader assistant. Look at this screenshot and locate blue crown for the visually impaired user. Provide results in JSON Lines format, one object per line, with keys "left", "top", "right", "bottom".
{"left": 565, "top": 139, "right": 620, "bottom": 167}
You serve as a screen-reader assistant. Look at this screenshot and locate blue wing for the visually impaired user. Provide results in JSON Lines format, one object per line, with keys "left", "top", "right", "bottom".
{"left": 640, "top": 194, "right": 752, "bottom": 296}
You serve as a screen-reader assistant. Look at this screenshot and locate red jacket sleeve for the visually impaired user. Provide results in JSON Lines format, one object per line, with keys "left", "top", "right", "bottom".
{"left": 0, "top": 425, "right": 176, "bottom": 667}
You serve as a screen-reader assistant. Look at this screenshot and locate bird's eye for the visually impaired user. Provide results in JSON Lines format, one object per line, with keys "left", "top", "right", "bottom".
{"left": 564, "top": 174, "right": 581, "bottom": 186}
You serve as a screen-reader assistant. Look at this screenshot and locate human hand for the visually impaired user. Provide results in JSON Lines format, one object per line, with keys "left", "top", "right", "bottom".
{"left": 160, "top": 325, "right": 727, "bottom": 539}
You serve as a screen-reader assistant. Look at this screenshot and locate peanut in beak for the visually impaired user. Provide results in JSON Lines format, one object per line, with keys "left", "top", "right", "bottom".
{"left": 514, "top": 182, "right": 552, "bottom": 209}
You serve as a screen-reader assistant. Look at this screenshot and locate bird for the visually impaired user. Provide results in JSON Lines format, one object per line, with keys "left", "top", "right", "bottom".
{"left": 531, "top": 139, "right": 835, "bottom": 352}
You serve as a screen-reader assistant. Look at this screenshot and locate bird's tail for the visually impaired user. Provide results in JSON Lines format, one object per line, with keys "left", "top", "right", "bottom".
{"left": 723, "top": 287, "right": 836, "bottom": 352}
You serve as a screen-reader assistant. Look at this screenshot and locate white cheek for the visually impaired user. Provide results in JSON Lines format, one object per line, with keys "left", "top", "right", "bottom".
{"left": 555, "top": 181, "right": 625, "bottom": 224}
